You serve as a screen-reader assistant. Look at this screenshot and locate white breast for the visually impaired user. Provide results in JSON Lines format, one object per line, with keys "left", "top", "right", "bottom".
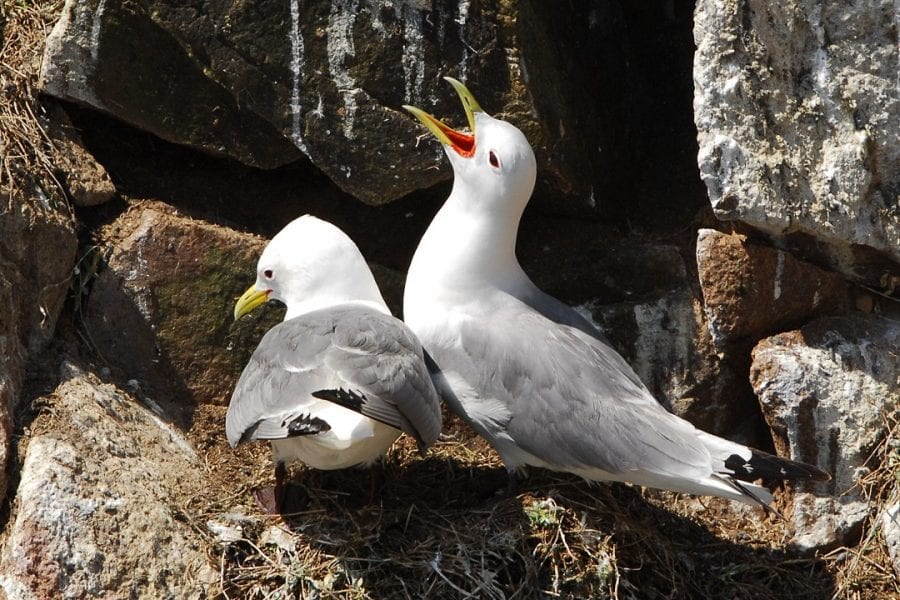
{"left": 270, "top": 401, "right": 400, "bottom": 470}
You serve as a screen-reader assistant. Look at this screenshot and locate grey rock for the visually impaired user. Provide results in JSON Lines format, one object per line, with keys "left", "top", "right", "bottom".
{"left": 40, "top": 0, "right": 304, "bottom": 170}
{"left": 694, "top": 0, "right": 900, "bottom": 287}
{"left": 883, "top": 503, "right": 900, "bottom": 580}
{"left": 0, "top": 362, "right": 216, "bottom": 599}
{"left": 0, "top": 185, "right": 77, "bottom": 501}
{"left": 37, "top": 0, "right": 486, "bottom": 203}
{"left": 39, "top": 0, "right": 660, "bottom": 210}
{"left": 750, "top": 314, "right": 900, "bottom": 552}
{"left": 45, "top": 103, "right": 117, "bottom": 206}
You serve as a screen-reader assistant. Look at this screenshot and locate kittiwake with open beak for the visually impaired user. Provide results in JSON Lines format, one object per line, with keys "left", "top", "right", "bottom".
{"left": 398, "top": 78, "right": 828, "bottom": 508}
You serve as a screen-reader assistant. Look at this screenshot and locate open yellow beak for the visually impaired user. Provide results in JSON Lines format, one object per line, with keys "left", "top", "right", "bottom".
{"left": 233, "top": 284, "right": 270, "bottom": 321}
{"left": 403, "top": 77, "right": 484, "bottom": 157}
{"left": 444, "top": 76, "right": 483, "bottom": 131}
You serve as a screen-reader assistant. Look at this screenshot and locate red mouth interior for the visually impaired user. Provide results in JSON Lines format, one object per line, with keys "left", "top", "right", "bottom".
{"left": 420, "top": 111, "right": 475, "bottom": 157}
{"left": 444, "top": 128, "right": 475, "bottom": 157}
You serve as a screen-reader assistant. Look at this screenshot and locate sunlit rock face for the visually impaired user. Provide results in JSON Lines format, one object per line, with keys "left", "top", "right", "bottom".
{"left": 694, "top": 0, "right": 899, "bottom": 289}
{"left": 751, "top": 315, "right": 900, "bottom": 553}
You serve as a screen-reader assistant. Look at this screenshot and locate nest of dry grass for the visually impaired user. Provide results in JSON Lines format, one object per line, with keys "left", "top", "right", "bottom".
{"left": 185, "top": 407, "right": 900, "bottom": 600}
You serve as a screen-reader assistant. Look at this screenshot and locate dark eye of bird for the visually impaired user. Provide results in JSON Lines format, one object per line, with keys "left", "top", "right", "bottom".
{"left": 264, "top": 269, "right": 273, "bottom": 279}
{"left": 489, "top": 151, "right": 500, "bottom": 168}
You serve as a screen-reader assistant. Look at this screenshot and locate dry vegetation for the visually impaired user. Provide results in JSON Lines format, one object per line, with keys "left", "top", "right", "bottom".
{"left": 2, "top": 2, "right": 899, "bottom": 599}
{"left": 0, "top": 1, "right": 66, "bottom": 200}
{"left": 184, "top": 405, "right": 900, "bottom": 600}
{"left": 826, "top": 412, "right": 900, "bottom": 598}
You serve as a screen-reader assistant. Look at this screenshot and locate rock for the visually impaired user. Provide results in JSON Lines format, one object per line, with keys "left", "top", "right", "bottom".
{"left": 0, "top": 186, "right": 77, "bottom": 501}
{"left": 37, "top": 0, "right": 485, "bottom": 202}
{"left": 693, "top": 0, "right": 900, "bottom": 288}
{"left": 750, "top": 315, "right": 900, "bottom": 552}
{"left": 552, "top": 241, "right": 756, "bottom": 437}
{"left": 884, "top": 503, "right": 900, "bottom": 580}
{"left": 696, "top": 228, "right": 849, "bottom": 345}
{"left": 45, "top": 103, "right": 116, "bottom": 206}
{"left": 84, "top": 202, "right": 280, "bottom": 414}
{"left": 39, "top": 0, "right": 303, "bottom": 170}
{"left": 39, "top": 0, "right": 694, "bottom": 216}
{"left": 0, "top": 192, "right": 77, "bottom": 355}
{"left": 0, "top": 362, "right": 215, "bottom": 599}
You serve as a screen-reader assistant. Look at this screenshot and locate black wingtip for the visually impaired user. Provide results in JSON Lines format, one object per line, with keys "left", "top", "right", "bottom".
{"left": 423, "top": 350, "right": 441, "bottom": 375}
{"left": 312, "top": 388, "right": 367, "bottom": 411}
{"left": 313, "top": 387, "right": 429, "bottom": 449}
{"left": 725, "top": 450, "right": 831, "bottom": 483}
{"left": 285, "top": 413, "right": 331, "bottom": 436}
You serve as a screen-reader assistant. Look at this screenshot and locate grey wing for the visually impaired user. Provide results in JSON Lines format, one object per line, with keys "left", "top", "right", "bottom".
{"left": 227, "top": 307, "right": 442, "bottom": 448}
{"left": 440, "top": 310, "right": 714, "bottom": 479}
{"left": 225, "top": 316, "right": 337, "bottom": 446}
{"left": 519, "top": 282, "right": 610, "bottom": 344}
{"left": 321, "top": 309, "right": 443, "bottom": 448}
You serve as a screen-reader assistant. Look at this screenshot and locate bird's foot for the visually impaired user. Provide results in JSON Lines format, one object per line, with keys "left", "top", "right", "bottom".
{"left": 253, "top": 483, "right": 308, "bottom": 516}
{"left": 504, "top": 469, "right": 521, "bottom": 497}
{"left": 253, "top": 486, "right": 282, "bottom": 515}
{"left": 482, "top": 469, "right": 521, "bottom": 501}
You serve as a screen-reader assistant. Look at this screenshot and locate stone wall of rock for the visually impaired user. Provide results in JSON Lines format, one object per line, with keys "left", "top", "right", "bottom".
{"left": 694, "top": 0, "right": 899, "bottom": 288}
{"left": 39, "top": 0, "right": 699, "bottom": 220}
{"left": 0, "top": 0, "right": 896, "bottom": 595}
{"left": 0, "top": 363, "right": 216, "bottom": 598}
{"left": 39, "top": 0, "right": 528, "bottom": 203}
{"left": 693, "top": 0, "right": 900, "bottom": 553}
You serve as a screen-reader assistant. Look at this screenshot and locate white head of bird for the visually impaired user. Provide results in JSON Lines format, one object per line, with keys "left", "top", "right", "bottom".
{"left": 233, "top": 215, "right": 388, "bottom": 321}
{"left": 405, "top": 79, "right": 536, "bottom": 224}
{"left": 403, "top": 78, "right": 538, "bottom": 295}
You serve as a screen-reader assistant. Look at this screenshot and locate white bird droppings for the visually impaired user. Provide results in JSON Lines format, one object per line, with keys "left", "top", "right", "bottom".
{"left": 327, "top": 0, "right": 360, "bottom": 140}
{"left": 774, "top": 250, "right": 785, "bottom": 300}
{"left": 288, "top": 0, "right": 308, "bottom": 153}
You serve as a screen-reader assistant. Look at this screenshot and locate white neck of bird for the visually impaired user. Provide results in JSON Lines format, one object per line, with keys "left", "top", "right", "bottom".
{"left": 285, "top": 297, "right": 390, "bottom": 321}
{"left": 409, "top": 180, "right": 528, "bottom": 292}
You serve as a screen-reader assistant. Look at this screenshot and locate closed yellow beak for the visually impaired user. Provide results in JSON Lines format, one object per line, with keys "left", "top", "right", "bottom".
{"left": 233, "top": 284, "right": 270, "bottom": 321}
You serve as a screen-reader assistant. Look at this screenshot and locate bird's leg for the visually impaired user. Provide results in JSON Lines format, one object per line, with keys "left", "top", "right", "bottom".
{"left": 274, "top": 462, "right": 287, "bottom": 510}
{"left": 505, "top": 467, "right": 521, "bottom": 497}
{"left": 367, "top": 459, "right": 386, "bottom": 505}
{"left": 254, "top": 462, "right": 288, "bottom": 515}
{"left": 484, "top": 466, "right": 522, "bottom": 501}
